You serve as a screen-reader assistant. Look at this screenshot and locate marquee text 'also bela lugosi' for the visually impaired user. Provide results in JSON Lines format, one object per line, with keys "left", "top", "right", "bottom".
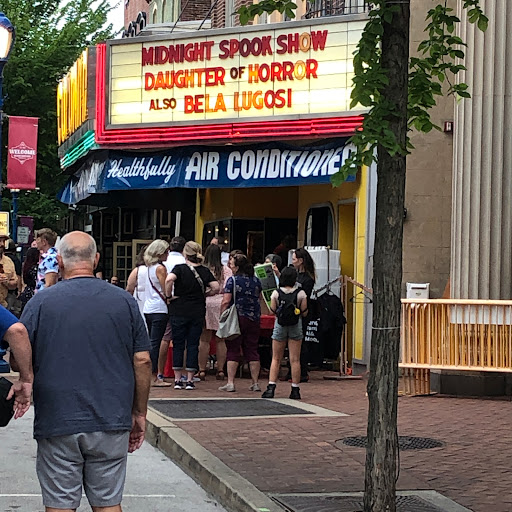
{"left": 142, "top": 30, "right": 328, "bottom": 114}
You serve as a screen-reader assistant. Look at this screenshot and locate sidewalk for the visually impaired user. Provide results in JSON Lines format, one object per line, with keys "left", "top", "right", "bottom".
{"left": 0, "top": 407, "right": 227, "bottom": 512}
{"left": 148, "top": 371, "right": 512, "bottom": 512}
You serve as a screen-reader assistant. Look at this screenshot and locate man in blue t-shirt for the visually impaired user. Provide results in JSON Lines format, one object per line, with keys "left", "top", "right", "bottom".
{"left": 21, "top": 231, "right": 151, "bottom": 512}
{"left": 0, "top": 306, "right": 33, "bottom": 418}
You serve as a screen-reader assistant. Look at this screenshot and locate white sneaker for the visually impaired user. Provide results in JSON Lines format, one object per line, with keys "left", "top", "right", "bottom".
{"left": 249, "top": 383, "right": 261, "bottom": 392}
{"left": 218, "top": 383, "right": 236, "bottom": 392}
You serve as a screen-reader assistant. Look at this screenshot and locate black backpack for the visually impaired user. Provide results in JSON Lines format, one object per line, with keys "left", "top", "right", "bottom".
{"left": 276, "top": 289, "right": 301, "bottom": 326}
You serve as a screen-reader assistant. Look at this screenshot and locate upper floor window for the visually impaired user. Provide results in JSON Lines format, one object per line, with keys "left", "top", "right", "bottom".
{"left": 304, "top": 0, "right": 369, "bottom": 19}
{"left": 162, "top": 0, "right": 167, "bottom": 22}
{"left": 225, "top": 0, "right": 235, "bottom": 27}
{"left": 152, "top": 6, "right": 158, "bottom": 24}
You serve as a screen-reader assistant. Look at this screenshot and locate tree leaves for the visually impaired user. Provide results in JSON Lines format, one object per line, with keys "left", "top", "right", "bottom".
{"left": 238, "top": 0, "right": 297, "bottom": 25}
{"left": 0, "top": 0, "right": 116, "bottom": 228}
{"left": 236, "top": 0, "right": 487, "bottom": 185}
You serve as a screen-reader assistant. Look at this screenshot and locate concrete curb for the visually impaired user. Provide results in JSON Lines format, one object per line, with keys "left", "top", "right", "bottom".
{"left": 146, "top": 409, "right": 287, "bottom": 512}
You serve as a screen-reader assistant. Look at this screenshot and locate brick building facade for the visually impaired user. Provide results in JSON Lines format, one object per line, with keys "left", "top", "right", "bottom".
{"left": 124, "top": 0, "right": 149, "bottom": 29}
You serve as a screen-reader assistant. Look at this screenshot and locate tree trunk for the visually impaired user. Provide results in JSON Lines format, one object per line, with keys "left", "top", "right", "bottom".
{"left": 363, "top": 2, "right": 410, "bottom": 512}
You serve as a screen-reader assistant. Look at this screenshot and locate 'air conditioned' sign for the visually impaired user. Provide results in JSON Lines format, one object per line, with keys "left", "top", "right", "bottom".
{"left": 106, "top": 18, "right": 365, "bottom": 127}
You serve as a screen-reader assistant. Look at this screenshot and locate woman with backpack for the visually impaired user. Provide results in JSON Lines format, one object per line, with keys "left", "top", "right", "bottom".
{"left": 262, "top": 266, "right": 308, "bottom": 400}
{"left": 219, "top": 253, "right": 262, "bottom": 393}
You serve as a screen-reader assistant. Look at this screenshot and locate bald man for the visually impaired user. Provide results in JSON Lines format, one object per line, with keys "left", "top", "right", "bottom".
{"left": 20, "top": 231, "right": 151, "bottom": 512}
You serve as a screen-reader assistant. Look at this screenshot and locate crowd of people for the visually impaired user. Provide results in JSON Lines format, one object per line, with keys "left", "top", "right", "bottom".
{"left": 0, "top": 228, "right": 320, "bottom": 511}
{"left": 122, "top": 235, "right": 317, "bottom": 399}
{"left": 4, "top": 228, "right": 318, "bottom": 400}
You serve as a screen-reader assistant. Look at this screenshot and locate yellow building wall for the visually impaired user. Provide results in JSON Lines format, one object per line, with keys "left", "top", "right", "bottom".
{"left": 196, "top": 168, "right": 370, "bottom": 364}
{"left": 233, "top": 187, "right": 298, "bottom": 218}
{"left": 338, "top": 202, "right": 356, "bottom": 362}
{"left": 197, "top": 187, "right": 299, "bottom": 244}
{"left": 297, "top": 168, "right": 369, "bottom": 362}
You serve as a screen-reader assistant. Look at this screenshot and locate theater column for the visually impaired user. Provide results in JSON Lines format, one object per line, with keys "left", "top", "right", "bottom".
{"left": 451, "top": 0, "right": 512, "bottom": 299}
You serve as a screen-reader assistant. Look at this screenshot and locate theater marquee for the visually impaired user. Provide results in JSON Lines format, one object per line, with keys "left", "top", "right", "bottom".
{"left": 106, "top": 17, "right": 365, "bottom": 128}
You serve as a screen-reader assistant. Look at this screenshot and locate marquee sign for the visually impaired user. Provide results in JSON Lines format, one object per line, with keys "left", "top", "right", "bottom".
{"left": 57, "top": 49, "right": 89, "bottom": 145}
{"left": 107, "top": 17, "right": 365, "bottom": 129}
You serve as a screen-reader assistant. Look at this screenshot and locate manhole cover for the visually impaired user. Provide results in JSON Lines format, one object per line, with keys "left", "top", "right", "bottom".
{"left": 337, "top": 436, "right": 443, "bottom": 451}
{"left": 150, "top": 399, "right": 314, "bottom": 419}
{"left": 273, "top": 495, "right": 445, "bottom": 512}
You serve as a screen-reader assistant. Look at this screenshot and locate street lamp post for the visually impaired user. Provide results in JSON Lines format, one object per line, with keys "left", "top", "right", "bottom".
{"left": 0, "top": 13, "right": 14, "bottom": 213}
{"left": 0, "top": 13, "right": 14, "bottom": 373}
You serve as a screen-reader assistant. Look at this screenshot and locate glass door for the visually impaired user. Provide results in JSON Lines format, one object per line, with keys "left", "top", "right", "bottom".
{"left": 113, "top": 242, "right": 133, "bottom": 288}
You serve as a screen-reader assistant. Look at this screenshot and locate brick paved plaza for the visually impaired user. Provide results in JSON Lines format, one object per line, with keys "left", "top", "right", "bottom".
{"left": 150, "top": 372, "right": 512, "bottom": 512}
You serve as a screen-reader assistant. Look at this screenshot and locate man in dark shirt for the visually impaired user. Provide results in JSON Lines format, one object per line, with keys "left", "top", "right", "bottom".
{"left": 21, "top": 231, "right": 151, "bottom": 512}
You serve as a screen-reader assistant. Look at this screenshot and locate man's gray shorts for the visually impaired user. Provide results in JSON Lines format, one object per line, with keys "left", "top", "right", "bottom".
{"left": 36, "top": 430, "right": 130, "bottom": 509}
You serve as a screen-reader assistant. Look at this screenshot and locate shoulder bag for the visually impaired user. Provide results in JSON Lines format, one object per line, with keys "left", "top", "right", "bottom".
{"left": 148, "top": 264, "right": 168, "bottom": 304}
{"left": 216, "top": 277, "right": 241, "bottom": 340}
{"left": 187, "top": 264, "right": 205, "bottom": 294}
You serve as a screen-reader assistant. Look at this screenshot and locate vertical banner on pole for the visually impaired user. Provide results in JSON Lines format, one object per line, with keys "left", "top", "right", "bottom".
{"left": 7, "top": 116, "right": 38, "bottom": 190}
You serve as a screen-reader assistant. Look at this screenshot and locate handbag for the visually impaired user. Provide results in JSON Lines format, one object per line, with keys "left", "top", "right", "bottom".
{"left": 148, "top": 264, "right": 168, "bottom": 304}
{"left": 6, "top": 292, "right": 22, "bottom": 318}
{"left": 216, "top": 277, "right": 241, "bottom": 341}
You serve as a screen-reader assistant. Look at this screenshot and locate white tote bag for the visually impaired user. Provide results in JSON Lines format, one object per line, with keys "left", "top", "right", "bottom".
{"left": 216, "top": 277, "right": 241, "bottom": 340}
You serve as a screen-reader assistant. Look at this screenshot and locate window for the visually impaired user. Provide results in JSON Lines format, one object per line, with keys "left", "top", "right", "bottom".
{"left": 104, "top": 216, "right": 114, "bottom": 237}
{"left": 113, "top": 243, "right": 133, "bottom": 288}
{"left": 161, "top": 0, "right": 167, "bottom": 22}
{"left": 305, "top": 205, "right": 334, "bottom": 247}
{"left": 225, "top": 0, "right": 235, "bottom": 27}
{"left": 123, "top": 212, "right": 133, "bottom": 234}
{"left": 152, "top": 6, "right": 158, "bottom": 24}
{"left": 160, "top": 210, "right": 171, "bottom": 228}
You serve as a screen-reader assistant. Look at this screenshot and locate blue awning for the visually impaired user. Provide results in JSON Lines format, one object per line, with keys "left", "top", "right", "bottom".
{"left": 58, "top": 139, "right": 356, "bottom": 204}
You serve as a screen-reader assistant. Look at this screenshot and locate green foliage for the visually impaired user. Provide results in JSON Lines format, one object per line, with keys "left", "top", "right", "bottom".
{"left": 3, "top": 189, "right": 67, "bottom": 231}
{"left": 238, "top": 0, "right": 297, "bottom": 25}
{"left": 0, "top": 0, "right": 116, "bottom": 222}
{"left": 334, "top": 0, "right": 488, "bottom": 185}
{"left": 237, "top": 0, "right": 487, "bottom": 186}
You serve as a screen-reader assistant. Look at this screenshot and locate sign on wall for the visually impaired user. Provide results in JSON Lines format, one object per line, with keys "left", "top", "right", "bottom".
{"left": 7, "top": 116, "right": 39, "bottom": 190}
{"left": 107, "top": 18, "right": 365, "bottom": 128}
{"left": 0, "top": 212, "right": 9, "bottom": 237}
{"left": 57, "top": 49, "right": 89, "bottom": 145}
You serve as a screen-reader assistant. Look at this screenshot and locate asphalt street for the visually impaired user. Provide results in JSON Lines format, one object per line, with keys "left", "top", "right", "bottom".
{"left": 0, "top": 407, "right": 226, "bottom": 512}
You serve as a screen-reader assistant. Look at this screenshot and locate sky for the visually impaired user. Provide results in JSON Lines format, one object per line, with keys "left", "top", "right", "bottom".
{"left": 107, "top": 0, "right": 125, "bottom": 34}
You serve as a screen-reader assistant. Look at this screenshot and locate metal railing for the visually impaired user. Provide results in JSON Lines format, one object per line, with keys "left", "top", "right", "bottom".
{"left": 401, "top": 299, "right": 512, "bottom": 373}
{"left": 303, "top": 0, "right": 371, "bottom": 19}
